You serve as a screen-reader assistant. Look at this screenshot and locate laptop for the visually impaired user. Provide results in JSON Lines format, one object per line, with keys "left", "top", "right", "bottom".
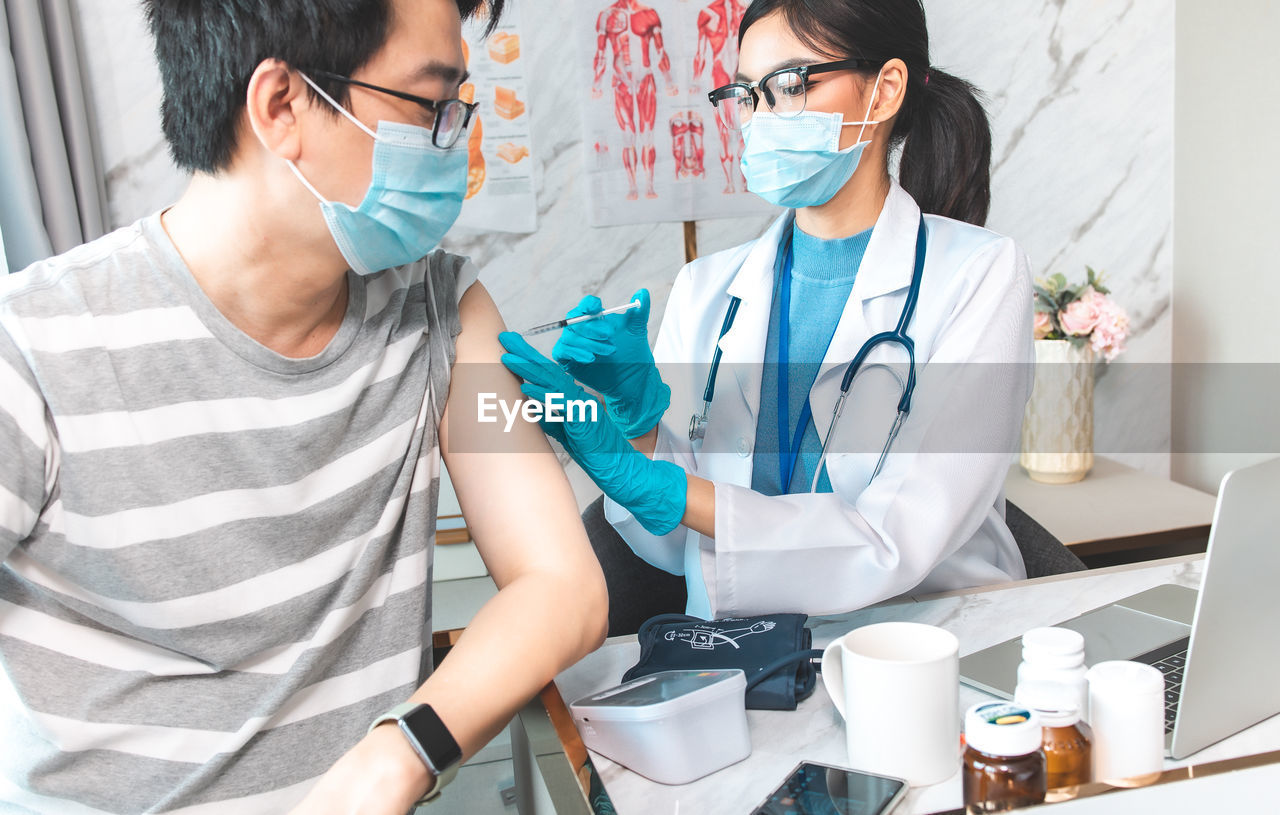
{"left": 959, "top": 456, "right": 1280, "bottom": 760}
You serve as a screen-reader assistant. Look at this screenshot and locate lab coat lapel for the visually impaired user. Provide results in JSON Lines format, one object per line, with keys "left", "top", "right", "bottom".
{"left": 810, "top": 181, "right": 922, "bottom": 440}
{"left": 720, "top": 211, "right": 793, "bottom": 427}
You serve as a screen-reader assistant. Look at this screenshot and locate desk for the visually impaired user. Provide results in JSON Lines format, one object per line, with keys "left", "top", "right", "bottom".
{"left": 519, "top": 555, "right": 1280, "bottom": 814}
{"left": 1005, "top": 458, "right": 1217, "bottom": 562}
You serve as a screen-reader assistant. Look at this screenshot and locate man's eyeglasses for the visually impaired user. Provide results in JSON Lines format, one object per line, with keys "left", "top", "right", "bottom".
{"left": 707, "top": 58, "right": 878, "bottom": 132}
{"left": 306, "top": 69, "right": 477, "bottom": 149}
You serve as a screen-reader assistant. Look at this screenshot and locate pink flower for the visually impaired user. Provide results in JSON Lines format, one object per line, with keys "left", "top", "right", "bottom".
{"left": 1090, "top": 297, "right": 1130, "bottom": 361}
{"left": 1057, "top": 288, "right": 1104, "bottom": 337}
{"left": 1033, "top": 311, "right": 1053, "bottom": 340}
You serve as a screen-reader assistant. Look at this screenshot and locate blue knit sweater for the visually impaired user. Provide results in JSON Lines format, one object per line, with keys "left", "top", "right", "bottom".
{"left": 751, "top": 221, "right": 871, "bottom": 495}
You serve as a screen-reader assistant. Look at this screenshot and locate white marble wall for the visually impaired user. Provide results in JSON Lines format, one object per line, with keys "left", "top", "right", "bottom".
{"left": 76, "top": 0, "right": 188, "bottom": 230}
{"left": 76, "top": 0, "right": 1173, "bottom": 477}
{"left": 924, "top": 0, "right": 1174, "bottom": 476}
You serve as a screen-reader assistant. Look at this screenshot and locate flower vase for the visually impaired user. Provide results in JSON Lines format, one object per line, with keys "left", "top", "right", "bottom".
{"left": 1020, "top": 339, "right": 1094, "bottom": 483}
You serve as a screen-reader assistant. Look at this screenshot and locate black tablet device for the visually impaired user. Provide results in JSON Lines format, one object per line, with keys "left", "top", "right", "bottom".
{"left": 750, "top": 760, "right": 908, "bottom": 815}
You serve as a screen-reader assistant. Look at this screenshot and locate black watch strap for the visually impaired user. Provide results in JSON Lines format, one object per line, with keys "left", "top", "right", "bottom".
{"left": 370, "top": 703, "right": 462, "bottom": 803}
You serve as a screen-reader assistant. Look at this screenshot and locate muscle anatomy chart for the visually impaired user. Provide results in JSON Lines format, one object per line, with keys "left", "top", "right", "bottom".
{"left": 592, "top": 0, "right": 678, "bottom": 200}
{"left": 691, "top": 0, "right": 747, "bottom": 194}
{"left": 454, "top": 3, "right": 538, "bottom": 233}
{"left": 669, "top": 111, "right": 705, "bottom": 179}
{"left": 578, "top": 0, "right": 775, "bottom": 226}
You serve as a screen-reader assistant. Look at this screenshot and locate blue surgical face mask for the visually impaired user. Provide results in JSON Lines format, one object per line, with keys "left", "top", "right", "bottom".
{"left": 740, "top": 70, "right": 883, "bottom": 209}
{"left": 288, "top": 73, "right": 468, "bottom": 276}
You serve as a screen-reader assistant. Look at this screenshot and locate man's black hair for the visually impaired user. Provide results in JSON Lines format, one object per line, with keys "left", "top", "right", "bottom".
{"left": 143, "top": 0, "right": 504, "bottom": 173}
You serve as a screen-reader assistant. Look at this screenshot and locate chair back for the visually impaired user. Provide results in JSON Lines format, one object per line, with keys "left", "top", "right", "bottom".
{"left": 1006, "top": 501, "right": 1086, "bottom": 578}
{"left": 582, "top": 496, "right": 687, "bottom": 636}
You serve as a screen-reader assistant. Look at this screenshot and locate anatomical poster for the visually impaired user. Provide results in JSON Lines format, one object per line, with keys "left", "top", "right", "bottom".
{"left": 454, "top": 2, "right": 538, "bottom": 233}
{"left": 578, "top": 0, "right": 776, "bottom": 227}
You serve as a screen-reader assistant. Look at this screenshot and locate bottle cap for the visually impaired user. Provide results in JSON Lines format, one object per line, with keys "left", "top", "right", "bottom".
{"left": 965, "top": 702, "right": 1043, "bottom": 757}
{"left": 1015, "top": 680, "right": 1081, "bottom": 727}
{"left": 1086, "top": 660, "right": 1163, "bottom": 695}
{"left": 1021, "top": 627, "right": 1085, "bottom": 668}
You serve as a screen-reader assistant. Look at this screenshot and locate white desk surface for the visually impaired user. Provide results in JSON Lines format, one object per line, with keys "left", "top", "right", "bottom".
{"left": 552, "top": 556, "right": 1280, "bottom": 814}
{"left": 1004, "top": 457, "right": 1217, "bottom": 547}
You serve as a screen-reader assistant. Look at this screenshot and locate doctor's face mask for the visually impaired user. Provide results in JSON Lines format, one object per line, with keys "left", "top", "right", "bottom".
{"left": 287, "top": 72, "right": 468, "bottom": 276}
{"left": 740, "top": 68, "right": 884, "bottom": 210}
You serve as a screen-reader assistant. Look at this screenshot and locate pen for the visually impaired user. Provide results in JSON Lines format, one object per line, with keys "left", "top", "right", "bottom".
{"left": 521, "top": 299, "right": 641, "bottom": 336}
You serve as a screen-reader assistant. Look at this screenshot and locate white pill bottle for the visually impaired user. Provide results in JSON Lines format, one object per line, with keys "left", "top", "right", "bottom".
{"left": 1015, "top": 627, "right": 1089, "bottom": 722}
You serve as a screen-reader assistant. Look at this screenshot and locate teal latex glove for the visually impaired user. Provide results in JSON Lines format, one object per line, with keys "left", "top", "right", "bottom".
{"left": 500, "top": 331, "right": 687, "bottom": 536}
{"left": 552, "top": 289, "right": 670, "bottom": 439}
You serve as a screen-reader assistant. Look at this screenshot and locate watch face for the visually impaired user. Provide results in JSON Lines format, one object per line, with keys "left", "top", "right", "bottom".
{"left": 402, "top": 705, "right": 462, "bottom": 772}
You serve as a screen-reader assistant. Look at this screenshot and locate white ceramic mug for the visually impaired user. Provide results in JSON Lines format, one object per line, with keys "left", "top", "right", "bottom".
{"left": 821, "top": 621, "right": 960, "bottom": 786}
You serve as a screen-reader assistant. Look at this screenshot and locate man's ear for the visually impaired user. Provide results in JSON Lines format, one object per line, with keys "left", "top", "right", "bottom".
{"left": 244, "top": 59, "right": 306, "bottom": 161}
{"left": 871, "top": 58, "right": 909, "bottom": 123}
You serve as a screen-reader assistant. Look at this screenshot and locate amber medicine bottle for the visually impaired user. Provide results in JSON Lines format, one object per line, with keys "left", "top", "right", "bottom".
{"left": 962, "top": 702, "right": 1047, "bottom": 813}
{"left": 1016, "top": 679, "right": 1092, "bottom": 800}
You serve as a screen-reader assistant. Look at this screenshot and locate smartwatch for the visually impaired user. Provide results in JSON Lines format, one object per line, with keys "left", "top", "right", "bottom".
{"left": 369, "top": 703, "right": 462, "bottom": 803}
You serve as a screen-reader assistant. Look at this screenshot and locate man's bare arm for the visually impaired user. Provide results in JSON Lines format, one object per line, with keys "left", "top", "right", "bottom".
{"left": 428, "top": 280, "right": 609, "bottom": 757}
{"left": 288, "top": 282, "right": 607, "bottom": 814}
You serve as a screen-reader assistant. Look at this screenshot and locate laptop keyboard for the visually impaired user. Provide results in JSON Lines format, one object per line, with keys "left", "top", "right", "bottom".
{"left": 1133, "top": 636, "right": 1192, "bottom": 733}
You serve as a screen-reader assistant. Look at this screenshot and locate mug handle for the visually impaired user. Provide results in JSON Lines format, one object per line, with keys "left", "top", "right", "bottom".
{"left": 821, "top": 639, "right": 847, "bottom": 720}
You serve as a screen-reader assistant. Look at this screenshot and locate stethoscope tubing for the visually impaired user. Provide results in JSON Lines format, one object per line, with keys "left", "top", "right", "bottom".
{"left": 688, "top": 296, "right": 741, "bottom": 442}
{"left": 691, "top": 216, "right": 928, "bottom": 491}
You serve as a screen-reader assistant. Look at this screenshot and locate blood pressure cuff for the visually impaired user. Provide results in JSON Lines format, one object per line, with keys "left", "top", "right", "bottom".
{"left": 622, "top": 613, "right": 818, "bottom": 711}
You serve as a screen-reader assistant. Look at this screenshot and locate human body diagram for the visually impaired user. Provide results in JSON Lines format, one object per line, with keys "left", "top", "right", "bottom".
{"left": 669, "top": 110, "right": 705, "bottom": 179}
{"left": 663, "top": 620, "right": 776, "bottom": 651}
{"left": 690, "top": 0, "right": 747, "bottom": 193}
{"left": 592, "top": 0, "right": 679, "bottom": 200}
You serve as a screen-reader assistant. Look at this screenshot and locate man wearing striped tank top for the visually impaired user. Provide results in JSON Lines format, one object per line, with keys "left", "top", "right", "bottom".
{"left": 0, "top": 1, "right": 608, "bottom": 813}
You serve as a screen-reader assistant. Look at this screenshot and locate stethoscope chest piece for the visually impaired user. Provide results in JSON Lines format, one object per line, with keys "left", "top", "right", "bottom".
{"left": 687, "top": 296, "right": 742, "bottom": 442}
{"left": 689, "top": 403, "right": 710, "bottom": 441}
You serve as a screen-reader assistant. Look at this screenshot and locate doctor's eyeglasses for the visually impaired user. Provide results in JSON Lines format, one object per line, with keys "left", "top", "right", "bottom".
{"left": 306, "top": 70, "right": 477, "bottom": 148}
{"left": 707, "top": 58, "right": 878, "bottom": 131}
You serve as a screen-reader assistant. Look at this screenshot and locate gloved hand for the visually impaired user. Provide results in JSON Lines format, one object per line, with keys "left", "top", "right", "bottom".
{"left": 500, "top": 331, "right": 687, "bottom": 536}
{"left": 552, "top": 289, "right": 670, "bottom": 439}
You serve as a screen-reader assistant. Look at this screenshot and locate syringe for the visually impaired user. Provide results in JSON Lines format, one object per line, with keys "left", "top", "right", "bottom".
{"left": 521, "top": 299, "right": 641, "bottom": 336}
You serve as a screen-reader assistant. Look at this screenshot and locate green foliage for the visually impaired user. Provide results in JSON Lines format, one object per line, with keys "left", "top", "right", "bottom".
{"left": 1086, "top": 266, "right": 1111, "bottom": 295}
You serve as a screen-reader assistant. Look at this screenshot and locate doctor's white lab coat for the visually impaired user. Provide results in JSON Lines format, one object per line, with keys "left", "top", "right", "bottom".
{"left": 606, "top": 180, "right": 1035, "bottom": 618}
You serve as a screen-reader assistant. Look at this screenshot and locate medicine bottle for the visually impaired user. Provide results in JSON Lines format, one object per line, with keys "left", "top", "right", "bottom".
{"left": 1016, "top": 627, "right": 1088, "bottom": 721}
{"left": 962, "top": 702, "right": 1047, "bottom": 814}
{"left": 1015, "top": 680, "right": 1092, "bottom": 801}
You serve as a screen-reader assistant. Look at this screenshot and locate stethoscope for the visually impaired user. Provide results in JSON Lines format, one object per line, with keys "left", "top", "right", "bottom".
{"left": 688, "top": 215, "right": 927, "bottom": 491}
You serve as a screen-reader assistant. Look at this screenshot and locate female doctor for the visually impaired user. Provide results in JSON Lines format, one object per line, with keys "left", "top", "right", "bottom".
{"left": 500, "top": 0, "right": 1034, "bottom": 618}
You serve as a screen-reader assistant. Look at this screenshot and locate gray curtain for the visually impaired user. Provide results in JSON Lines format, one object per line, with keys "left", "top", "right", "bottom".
{"left": 1, "top": 0, "right": 107, "bottom": 273}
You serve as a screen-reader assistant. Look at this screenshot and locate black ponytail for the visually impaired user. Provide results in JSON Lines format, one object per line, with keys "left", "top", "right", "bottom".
{"left": 739, "top": 0, "right": 992, "bottom": 226}
{"left": 899, "top": 69, "right": 991, "bottom": 226}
